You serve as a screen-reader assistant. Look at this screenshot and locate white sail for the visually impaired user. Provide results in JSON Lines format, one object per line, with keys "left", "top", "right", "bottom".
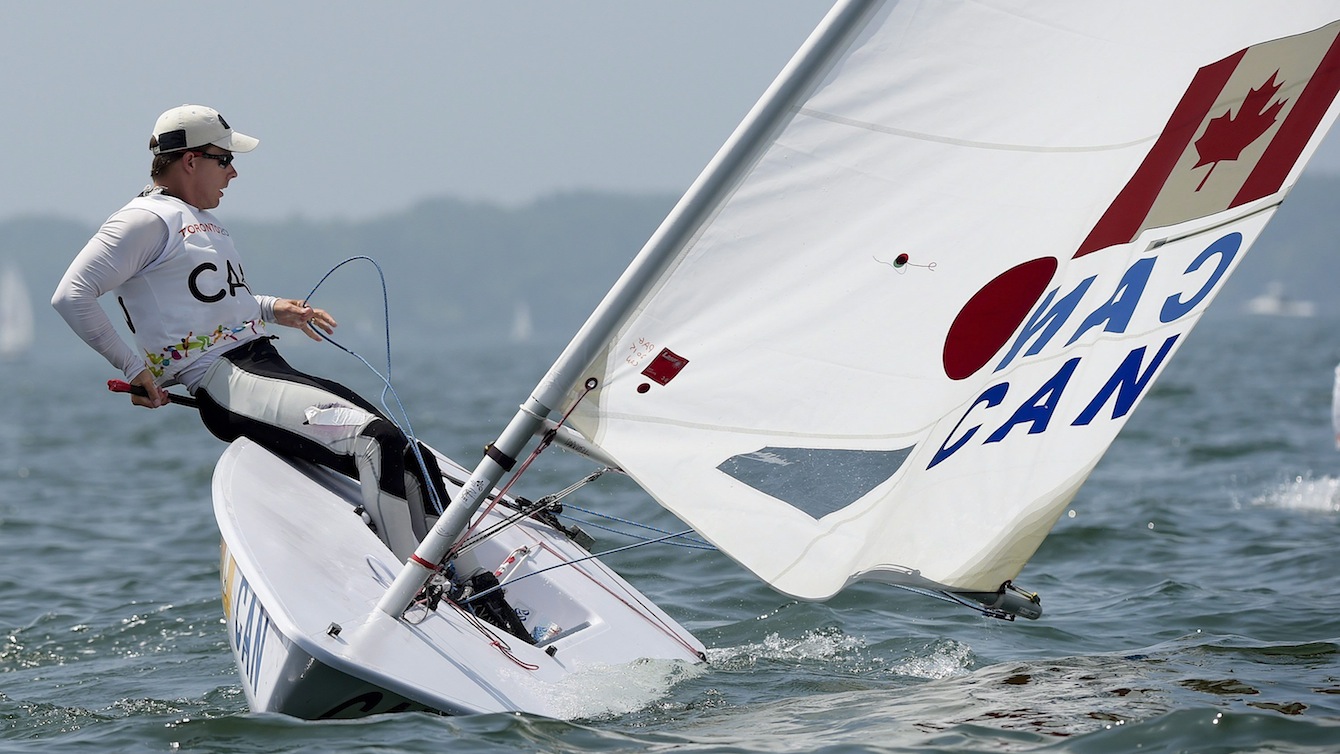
{"left": 1244, "top": 281, "right": 1317, "bottom": 316}
{"left": 0, "top": 263, "right": 35, "bottom": 358}
{"left": 510, "top": 301, "right": 534, "bottom": 343}
{"left": 556, "top": 1, "right": 1340, "bottom": 602}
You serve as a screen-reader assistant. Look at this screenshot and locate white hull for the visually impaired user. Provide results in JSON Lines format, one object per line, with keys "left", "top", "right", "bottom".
{"left": 215, "top": 438, "right": 705, "bottom": 719}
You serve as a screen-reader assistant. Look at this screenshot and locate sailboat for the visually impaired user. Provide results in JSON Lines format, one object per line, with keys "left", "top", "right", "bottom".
{"left": 215, "top": 1, "right": 1340, "bottom": 718}
{"left": 510, "top": 301, "right": 534, "bottom": 343}
{"left": 0, "top": 262, "right": 35, "bottom": 359}
{"left": 1244, "top": 280, "right": 1317, "bottom": 316}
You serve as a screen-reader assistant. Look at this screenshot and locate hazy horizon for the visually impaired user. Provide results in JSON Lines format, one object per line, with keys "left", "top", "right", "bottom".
{"left": 3, "top": 2, "right": 831, "bottom": 226}
{"left": 9, "top": 2, "right": 1340, "bottom": 228}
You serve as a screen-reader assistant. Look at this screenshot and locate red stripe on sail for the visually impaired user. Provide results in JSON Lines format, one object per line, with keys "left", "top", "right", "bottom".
{"left": 1233, "top": 30, "right": 1340, "bottom": 206}
{"left": 1074, "top": 50, "right": 1245, "bottom": 258}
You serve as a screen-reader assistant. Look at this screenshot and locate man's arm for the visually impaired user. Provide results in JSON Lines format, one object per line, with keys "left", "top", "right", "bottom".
{"left": 51, "top": 209, "right": 171, "bottom": 407}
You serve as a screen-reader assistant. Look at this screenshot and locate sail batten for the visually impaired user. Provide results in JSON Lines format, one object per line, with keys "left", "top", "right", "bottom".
{"left": 546, "top": 1, "right": 1340, "bottom": 604}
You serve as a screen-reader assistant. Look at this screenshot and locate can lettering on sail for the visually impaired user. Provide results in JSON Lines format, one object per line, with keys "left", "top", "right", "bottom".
{"left": 928, "top": 230, "right": 1243, "bottom": 470}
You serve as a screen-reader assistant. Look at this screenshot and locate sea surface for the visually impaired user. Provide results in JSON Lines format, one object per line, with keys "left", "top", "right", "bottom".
{"left": 3, "top": 311, "right": 1340, "bottom": 753}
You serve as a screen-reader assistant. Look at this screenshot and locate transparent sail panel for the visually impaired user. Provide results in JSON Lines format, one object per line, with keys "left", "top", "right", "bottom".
{"left": 717, "top": 447, "right": 913, "bottom": 519}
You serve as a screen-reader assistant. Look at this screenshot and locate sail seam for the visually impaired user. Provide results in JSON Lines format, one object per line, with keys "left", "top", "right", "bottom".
{"left": 795, "top": 107, "right": 1156, "bottom": 153}
{"left": 596, "top": 410, "right": 928, "bottom": 443}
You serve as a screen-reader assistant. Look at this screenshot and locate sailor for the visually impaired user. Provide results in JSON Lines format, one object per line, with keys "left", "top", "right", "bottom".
{"left": 51, "top": 104, "right": 448, "bottom": 560}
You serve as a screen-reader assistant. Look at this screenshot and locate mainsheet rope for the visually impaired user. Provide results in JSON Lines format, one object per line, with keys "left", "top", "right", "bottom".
{"left": 301, "top": 256, "right": 444, "bottom": 515}
{"left": 460, "top": 528, "right": 699, "bottom": 606}
{"left": 560, "top": 504, "right": 714, "bottom": 551}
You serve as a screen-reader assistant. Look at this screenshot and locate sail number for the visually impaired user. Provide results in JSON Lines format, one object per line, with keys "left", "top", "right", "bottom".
{"left": 226, "top": 567, "right": 274, "bottom": 695}
{"left": 318, "top": 691, "right": 427, "bottom": 719}
{"left": 626, "top": 337, "right": 656, "bottom": 367}
{"left": 930, "top": 231, "right": 1239, "bottom": 469}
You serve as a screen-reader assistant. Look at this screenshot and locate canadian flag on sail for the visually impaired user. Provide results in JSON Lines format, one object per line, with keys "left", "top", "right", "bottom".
{"left": 1076, "top": 20, "right": 1340, "bottom": 258}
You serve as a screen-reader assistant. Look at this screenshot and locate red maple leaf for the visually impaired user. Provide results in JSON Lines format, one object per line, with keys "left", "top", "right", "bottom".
{"left": 1192, "top": 70, "right": 1288, "bottom": 190}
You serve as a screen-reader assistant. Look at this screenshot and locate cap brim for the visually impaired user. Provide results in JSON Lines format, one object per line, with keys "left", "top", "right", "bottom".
{"left": 213, "top": 131, "right": 259, "bottom": 153}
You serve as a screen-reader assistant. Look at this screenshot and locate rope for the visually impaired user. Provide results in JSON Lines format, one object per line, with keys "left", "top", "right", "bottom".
{"left": 451, "top": 468, "right": 607, "bottom": 558}
{"left": 301, "top": 256, "right": 444, "bottom": 514}
{"left": 451, "top": 378, "right": 599, "bottom": 556}
{"left": 448, "top": 602, "right": 539, "bottom": 671}
{"left": 462, "top": 535, "right": 707, "bottom": 660}
{"left": 559, "top": 504, "right": 715, "bottom": 550}
{"left": 462, "top": 529, "right": 698, "bottom": 604}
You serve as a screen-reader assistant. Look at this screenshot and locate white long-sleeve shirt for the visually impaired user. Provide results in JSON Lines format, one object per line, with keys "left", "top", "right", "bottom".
{"left": 52, "top": 191, "right": 277, "bottom": 390}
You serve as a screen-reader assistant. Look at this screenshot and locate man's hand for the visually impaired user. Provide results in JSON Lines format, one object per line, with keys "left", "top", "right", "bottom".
{"left": 274, "top": 298, "right": 338, "bottom": 342}
{"left": 129, "top": 368, "right": 169, "bottom": 408}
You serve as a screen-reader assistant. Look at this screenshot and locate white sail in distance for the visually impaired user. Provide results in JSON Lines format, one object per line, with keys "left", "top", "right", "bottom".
{"left": 0, "top": 263, "right": 34, "bottom": 359}
{"left": 559, "top": 1, "right": 1340, "bottom": 602}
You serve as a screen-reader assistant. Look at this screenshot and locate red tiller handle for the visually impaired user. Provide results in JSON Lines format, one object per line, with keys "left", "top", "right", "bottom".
{"left": 107, "top": 379, "right": 199, "bottom": 408}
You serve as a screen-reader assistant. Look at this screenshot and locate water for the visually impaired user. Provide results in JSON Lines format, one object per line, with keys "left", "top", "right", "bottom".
{"left": 4, "top": 312, "right": 1340, "bottom": 752}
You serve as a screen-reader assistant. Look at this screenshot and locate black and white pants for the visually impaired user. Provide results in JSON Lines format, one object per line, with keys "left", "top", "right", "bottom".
{"left": 194, "top": 338, "right": 447, "bottom": 560}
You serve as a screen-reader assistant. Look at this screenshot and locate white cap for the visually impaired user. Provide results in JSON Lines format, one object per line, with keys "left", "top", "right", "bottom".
{"left": 150, "top": 105, "right": 259, "bottom": 154}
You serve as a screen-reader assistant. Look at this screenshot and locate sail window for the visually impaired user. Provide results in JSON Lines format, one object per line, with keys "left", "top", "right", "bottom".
{"left": 716, "top": 446, "right": 913, "bottom": 519}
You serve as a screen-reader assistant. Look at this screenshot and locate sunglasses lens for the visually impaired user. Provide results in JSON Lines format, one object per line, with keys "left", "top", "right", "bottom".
{"left": 199, "top": 152, "right": 233, "bottom": 168}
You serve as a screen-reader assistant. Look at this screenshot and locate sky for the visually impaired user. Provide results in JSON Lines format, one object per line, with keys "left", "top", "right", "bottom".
{"left": 2, "top": 1, "right": 832, "bottom": 225}
{"left": 6, "top": 2, "right": 1340, "bottom": 227}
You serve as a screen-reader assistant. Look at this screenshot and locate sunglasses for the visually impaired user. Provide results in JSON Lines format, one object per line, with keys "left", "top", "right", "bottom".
{"left": 193, "top": 151, "right": 235, "bottom": 169}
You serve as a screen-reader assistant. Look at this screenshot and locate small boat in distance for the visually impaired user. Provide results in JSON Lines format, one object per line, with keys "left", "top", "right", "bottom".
{"left": 1245, "top": 281, "right": 1317, "bottom": 317}
{"left": 510, "top": 301, "right": 534, "bottom": 343}
{"left": 0, "top": 263, "right": 35, "bottom": 359}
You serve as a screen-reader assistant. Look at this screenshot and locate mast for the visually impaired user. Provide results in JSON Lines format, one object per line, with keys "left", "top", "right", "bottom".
{"left": 375, "top": 0, "right": 883, "bottom": 616}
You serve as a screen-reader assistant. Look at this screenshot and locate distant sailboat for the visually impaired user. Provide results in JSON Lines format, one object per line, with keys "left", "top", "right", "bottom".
{"left": 510, "top": 302, "right": 534, "bottom": 343}
{"left": 1332, "top": 362, "right": 1340, "bottom": 449}
{"left": 1245, "top": 281, "right": 1316, "bottom": 317}
{"left": 0, "top": 263, "right": 34, "bottom": 358}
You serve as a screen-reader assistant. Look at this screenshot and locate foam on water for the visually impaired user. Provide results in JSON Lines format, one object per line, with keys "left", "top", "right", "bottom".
{"left": 519, "top": 658, "right": 707, "bottom": 721}
{"left": 889, "top": 638, "right": 975, "bottom": 680}
{"left": 705, "top": 627, "right": 864, "bottom": 668}
{"left": 1250, "top": 474, "right": 1340, "bottom": 512}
